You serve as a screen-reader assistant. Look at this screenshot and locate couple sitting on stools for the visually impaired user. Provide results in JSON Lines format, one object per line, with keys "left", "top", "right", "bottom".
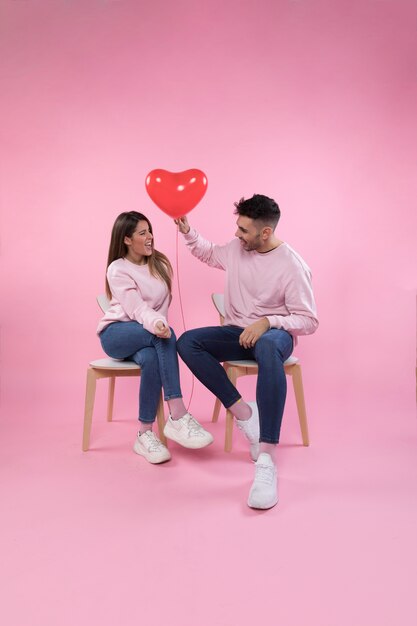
{"left": 97, "top": 194, "right": 318, "bottom": 509}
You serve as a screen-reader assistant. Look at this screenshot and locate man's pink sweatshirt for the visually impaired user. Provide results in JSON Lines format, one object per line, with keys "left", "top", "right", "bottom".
{"left": 183, "top": 228, "right": 318, "bottom": 336}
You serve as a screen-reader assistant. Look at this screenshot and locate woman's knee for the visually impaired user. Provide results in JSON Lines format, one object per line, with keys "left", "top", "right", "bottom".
{"left": 133, "top": 346, "right": 159, "bottom": 372}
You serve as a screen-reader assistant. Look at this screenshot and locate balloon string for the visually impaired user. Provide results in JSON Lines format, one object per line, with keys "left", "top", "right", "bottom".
{"left": 175, "top": 226, "right": 195, "bottom": 412}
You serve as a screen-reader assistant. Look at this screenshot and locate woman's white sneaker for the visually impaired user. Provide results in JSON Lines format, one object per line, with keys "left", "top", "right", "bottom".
{"left": 164, "top": 413, "right": 214, "bottom": 449}
{"left": 133, "top": 431, "right": 171, "bottom": 464}
{"left": 235, "top": 401, "right": 260, "bottom": 461}
{"left": 247, "top": 453, "right": 278, "bottom": 509}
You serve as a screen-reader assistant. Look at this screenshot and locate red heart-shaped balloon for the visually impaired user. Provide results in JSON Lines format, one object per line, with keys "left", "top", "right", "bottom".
{"left": 145, "top": 169, "right": 208, "bottom": 218}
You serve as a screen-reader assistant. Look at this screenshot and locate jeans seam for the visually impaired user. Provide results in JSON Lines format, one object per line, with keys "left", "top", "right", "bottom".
{"left": 152, "top": 335, "right": 182, "bottom": 400}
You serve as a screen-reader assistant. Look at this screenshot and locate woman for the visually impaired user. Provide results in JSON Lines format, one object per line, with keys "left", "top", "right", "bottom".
{"left": 97, "top": 211, "right": 213, "bottom": 463}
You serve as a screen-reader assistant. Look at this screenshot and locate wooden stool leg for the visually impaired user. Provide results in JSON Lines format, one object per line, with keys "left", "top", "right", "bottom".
{"left": 107, "top": 377, "right": 115, "bottom": 422}
{"left": 291, "top": 364, "right": 310, "bottom": 446}
{"left": 212, "top": 398, "right": 222, "bottom": 423}
{"left": 225, "top": 409, "right": 234, "bottom": 452}
{"left": 156, "top": 393, "right": 167, "bottom": 445}
{"left": 82, "top": 368, "right": 98, "bottom": 451}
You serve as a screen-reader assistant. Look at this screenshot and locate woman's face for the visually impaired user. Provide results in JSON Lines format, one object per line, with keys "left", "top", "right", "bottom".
{"left": 124, "top": 220, "right": 153, "bottom": 263}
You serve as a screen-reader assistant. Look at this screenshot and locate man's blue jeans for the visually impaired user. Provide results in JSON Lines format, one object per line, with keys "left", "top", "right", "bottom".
{"left": 99, "top": 321, "right": 182, "bottom": 423}
{"left": 177, "top": 326, "right": 293, "bottom": 443}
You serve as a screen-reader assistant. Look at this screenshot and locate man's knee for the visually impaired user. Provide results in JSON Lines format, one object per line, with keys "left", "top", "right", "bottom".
{"left": 177, "top": 328, "right": 208, "bottom": 359}
{"left": 177, "top": 330, "right": 193, "bottom": 358}
{"left": 255, "top": 333, "right": 286, "bottom": 362}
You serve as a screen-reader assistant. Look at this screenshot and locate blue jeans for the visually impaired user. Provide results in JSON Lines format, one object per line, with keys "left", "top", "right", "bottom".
{"left": 177, "top": 326, "right": 293, "bottom": 443}
{"left": 99, "top": 321, "right": 182, "bottom": 423}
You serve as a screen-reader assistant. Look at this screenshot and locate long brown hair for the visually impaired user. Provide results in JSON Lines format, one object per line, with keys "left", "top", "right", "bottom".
{"left": 105, "top": 211, "right": 172, "bottom": 300}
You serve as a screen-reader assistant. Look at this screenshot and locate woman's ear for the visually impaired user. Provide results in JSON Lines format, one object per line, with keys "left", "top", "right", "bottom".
{"left": 124, "top": 236, "right": 132, "bottom": 247}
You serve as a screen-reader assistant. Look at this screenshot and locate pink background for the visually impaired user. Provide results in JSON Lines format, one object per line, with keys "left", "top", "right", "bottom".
{"left": 1, "top": 1, "right": 416, "bottom": 625}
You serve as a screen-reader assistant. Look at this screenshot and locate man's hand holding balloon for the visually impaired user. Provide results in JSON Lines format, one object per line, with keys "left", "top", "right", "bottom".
{"left": 175, "top": 216, "right": 190, "bottom": 234}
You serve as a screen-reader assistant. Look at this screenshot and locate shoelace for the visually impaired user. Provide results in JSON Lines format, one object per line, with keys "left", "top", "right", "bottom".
{"left": 236, "top": 416, "right": 258, "bottom": 441}
{"left": 254, "top": 463, "right": 275, "bottom": 485}
{"left": 141, "top": 432, "right": 165, "bottom": 451}
{"left": 183, "top": 414, "right": 205, "bottom": 438}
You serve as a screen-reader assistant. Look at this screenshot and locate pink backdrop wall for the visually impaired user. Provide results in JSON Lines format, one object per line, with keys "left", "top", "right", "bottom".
{"left": 1, "top": 0, "right": 416, "bottom": 421}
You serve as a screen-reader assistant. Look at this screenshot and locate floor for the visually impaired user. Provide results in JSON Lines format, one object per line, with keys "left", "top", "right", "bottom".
{"left": 1, "top": 384, "right": 416, "bottom": 626}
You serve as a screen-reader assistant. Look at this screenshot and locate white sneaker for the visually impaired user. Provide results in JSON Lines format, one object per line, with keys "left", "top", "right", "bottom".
{"left": 235, "top": 401, "right": 260, "bottom": 461}
{"left": 164, "top": 413, "right": 214, "bottom": 449}
{"left": 133, "top": 431, "right": 171, "bottom": 464}
{"left": 247, "top": 453, "right": 278, "bottom": 509}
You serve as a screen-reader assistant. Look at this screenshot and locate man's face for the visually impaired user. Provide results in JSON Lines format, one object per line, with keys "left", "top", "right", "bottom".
{"left": 235, "top": 216, "right": 263, "bottom": 251}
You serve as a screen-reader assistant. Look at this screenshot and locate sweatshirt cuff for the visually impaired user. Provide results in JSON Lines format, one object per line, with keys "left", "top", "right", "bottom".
{"left": 182, "top": 227, "right": 198, "bottom": 242}
{"left": 266, "top": 315, "right": 281, "bottom": 330}
{"left": 141, "top": 314, "right": 168, "bottom": 334}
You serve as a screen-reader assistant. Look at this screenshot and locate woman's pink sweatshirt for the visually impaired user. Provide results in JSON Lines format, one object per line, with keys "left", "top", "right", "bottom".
{"left": 97, "top": 258, "right": 169, "bottom": 335}
{"left": 183, "top": 228, "right": 318, "bottom": 336}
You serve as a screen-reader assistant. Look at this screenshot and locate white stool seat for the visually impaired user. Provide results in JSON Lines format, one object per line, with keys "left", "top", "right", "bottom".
{"left": 89, "top": 358, "right": 140, "bottom": 370}
{"left": 223, "top": 356, "right": 299, "bottom": 368}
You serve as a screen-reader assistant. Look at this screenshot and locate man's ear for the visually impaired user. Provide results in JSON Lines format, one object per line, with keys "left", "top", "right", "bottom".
{"left": 262, "top": 226, "right": 272, "bottom": 241}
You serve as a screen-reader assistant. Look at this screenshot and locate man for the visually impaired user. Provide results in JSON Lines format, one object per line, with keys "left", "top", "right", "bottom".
{"left": 176, "top": 194, "right": 318, "bottom": 509}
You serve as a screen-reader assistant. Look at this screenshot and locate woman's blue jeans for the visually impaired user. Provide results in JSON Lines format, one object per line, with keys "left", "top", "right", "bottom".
{"left": 99, "top": 322, "right": 182, "bottom": 423}
{"left": 177, "top": 326, "right": 293, "bottom": 444}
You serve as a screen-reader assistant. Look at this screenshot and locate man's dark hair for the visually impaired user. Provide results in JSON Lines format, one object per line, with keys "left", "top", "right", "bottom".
{"left": 234, "top": 194, "right": 281, "bottom": 229}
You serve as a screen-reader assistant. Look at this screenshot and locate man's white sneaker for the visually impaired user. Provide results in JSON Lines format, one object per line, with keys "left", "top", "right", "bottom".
{"left": 164, "top": 413, "right": 214, "bottom": 449}
{"left": 235, "top": 401, "right": 260, "bottom": 461}
{"left": 247, "top": 453, "right": 278, "bottom": 510}
{"left": 133, "top": 431, "right": 171, "bottom": 464}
